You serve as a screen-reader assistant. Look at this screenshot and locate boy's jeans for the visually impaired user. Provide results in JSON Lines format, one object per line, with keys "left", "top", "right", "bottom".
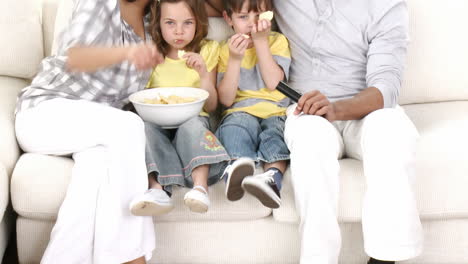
{"left": 216, "top": 112, "right": 289, "bottom": 164}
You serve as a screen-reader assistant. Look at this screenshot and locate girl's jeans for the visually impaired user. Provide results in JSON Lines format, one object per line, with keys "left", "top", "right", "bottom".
{"left": 145, "top": 116, "right": 230, "bottom": 191}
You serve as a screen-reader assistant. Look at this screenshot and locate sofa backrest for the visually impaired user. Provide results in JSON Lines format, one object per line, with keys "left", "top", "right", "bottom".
{"left": 3, "top": 0, "right": 467, "bottom": 105}
{"left": 400, "top": 0, "right": 468, "bottom": 105}
{"left": 0, "top": 0, "right": 44, "bottom": 79}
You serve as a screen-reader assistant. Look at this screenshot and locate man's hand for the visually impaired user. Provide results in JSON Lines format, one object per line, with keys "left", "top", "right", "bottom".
{"left": 295, "top": 90, "right": 337, "bottom": 122}
{"left": 228, "top": 34, "right": 249, "bottom": 60}
{"left": 251, "top": 18, "right": 271, "bottom": 41}
{"left": 183, "top": 52, "right": 208, "bottom": 78}
{"left": 127, "top": 43, "right": 163, "bottom": 70}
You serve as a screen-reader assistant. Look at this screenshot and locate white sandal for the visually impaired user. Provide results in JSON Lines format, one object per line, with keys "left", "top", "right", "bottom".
{"left": 184, "top": 185, "right": 210, "bottom": 213}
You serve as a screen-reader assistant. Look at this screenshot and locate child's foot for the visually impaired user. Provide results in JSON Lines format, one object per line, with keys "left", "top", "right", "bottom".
{"left": 223, "top": 157, "right": 255, "bottom": 201}
{"left": 184, "top": 186, "right": 210, "bottom": 213}
{"left": 242, "top": 170, "right": 281, "bottom": 209}
{"left": 130, "top": 188, "right": 174, "bottom": 216}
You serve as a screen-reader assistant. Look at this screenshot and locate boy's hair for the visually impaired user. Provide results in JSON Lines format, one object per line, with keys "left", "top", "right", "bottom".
{"left": 150, "top": 0, "right": 208, "bottom": 56}
{"left": 223, "top": 0, "right": 272, "bottom": 17}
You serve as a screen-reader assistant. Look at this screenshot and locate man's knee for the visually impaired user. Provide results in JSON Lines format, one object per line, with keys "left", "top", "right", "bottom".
{"left": 362, "top": 108, "right": 418, "bottom": 149}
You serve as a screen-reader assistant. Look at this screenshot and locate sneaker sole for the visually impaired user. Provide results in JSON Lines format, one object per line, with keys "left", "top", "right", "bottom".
{"left": 226, "top": 160, "right": 255, "bottom": 201}
{"left": 184, "top": 198, "right": 208, "bottom": 213}
{"left": 130, "top": 201, "right": 174, "bottom": 216}
{"left": 242, "top": 182, "right": 281, "bottom": 209}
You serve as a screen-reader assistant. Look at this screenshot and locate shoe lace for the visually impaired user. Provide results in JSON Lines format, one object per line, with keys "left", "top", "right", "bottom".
{"left": 220, "top": 164, "right": 232, "bottom": 180}
{"left": 262, "top": 170, "right": 276, "bottom": 184}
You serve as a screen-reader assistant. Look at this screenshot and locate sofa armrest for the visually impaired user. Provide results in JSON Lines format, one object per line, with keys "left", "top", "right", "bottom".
{"left": 0, "top": 76, "right": 28, "bottom": 175}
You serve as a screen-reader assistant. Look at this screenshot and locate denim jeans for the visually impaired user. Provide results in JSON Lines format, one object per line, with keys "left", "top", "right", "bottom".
{"left": 145, "top": 116, "right": 230, "bottom": 192}
{"left": 215, "top": 112, "right": 290, "bottom": 164}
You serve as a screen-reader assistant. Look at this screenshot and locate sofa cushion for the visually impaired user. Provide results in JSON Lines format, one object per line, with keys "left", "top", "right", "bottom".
{"left": 12, "top": 153, "right": 271, "bottom": 221}
{"left": 0, "top": 0, "right": 44, "bottom": 79}
{"left": 0, "top": 77, "right": 28, "bottom": 175}
{"left": 274, "top": 102, "right": 468, "bottom": 223}
{"left": 400, "top": 0, "right": 468, "bottom": 105}
{"left": 0, "top": 165, "right": 8, "bottom": 224}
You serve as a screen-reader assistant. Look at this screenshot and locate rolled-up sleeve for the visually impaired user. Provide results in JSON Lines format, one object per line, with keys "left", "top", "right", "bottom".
{"left": 366, "top": 0, "right": 409, "bottom": 108}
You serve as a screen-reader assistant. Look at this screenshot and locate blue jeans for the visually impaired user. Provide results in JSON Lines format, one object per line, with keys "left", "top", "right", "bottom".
{"left": 215, "top": 112, "right": 290, "bottom": 164}
{"left": 145, "top": 116, "right": 230, "bottom": 192}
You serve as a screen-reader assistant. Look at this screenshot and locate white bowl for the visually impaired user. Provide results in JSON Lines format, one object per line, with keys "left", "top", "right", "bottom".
{"left": 129, "top": 87, "right": 209, "bottom": 128}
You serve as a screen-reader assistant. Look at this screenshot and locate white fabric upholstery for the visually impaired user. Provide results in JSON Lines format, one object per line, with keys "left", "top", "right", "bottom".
{"left": 16, "top": 217, "right": 468, "bottom": 264}
{"left": 0, "top": 77, "right": 28, "bottom": 175}
{"left": 400, "top": 0, "right": 468, "bottom": 105}
{"left": 43, "top": 0, "right": 67, "bottom": 57}
{"left": 0, "top": 165, "right": 8, "bottom": 224}
{"left": 0, "top": 0, "right": 43, "bottom": 79}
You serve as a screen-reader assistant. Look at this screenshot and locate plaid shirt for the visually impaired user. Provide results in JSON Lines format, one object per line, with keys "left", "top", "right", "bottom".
{"left": 16, "top": 0, "right": 152, "bottom": 113}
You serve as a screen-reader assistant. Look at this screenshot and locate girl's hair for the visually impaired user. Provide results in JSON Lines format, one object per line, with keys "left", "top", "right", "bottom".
{"left": 150, "top": 0, "right": 208, "bottom": 56}
{"left": 125, "top": 0, "right": 154, "bottom": 15}
{"left": 223, "top": 0, "right": 272, "bottom": 17}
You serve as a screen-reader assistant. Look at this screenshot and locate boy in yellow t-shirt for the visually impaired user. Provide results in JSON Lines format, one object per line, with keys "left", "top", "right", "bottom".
{"left": 215, "top": 0, "right": 291, "bottom": 209}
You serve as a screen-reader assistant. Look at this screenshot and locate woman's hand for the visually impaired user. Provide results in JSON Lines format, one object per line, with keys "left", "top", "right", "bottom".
{"left": 228, "top": 33, "right": 250, "bottom": 60}
{"left": 183, "top": 52, "right": 209, "bottom": 79}
{"left": 127, "top": 43, "right": 164, "bottom": 70}
{"left": 251, "top": 18, "right": 271, "bottom": 42}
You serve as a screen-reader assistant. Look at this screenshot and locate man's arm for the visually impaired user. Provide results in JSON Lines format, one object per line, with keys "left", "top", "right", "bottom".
{"left": 294, "top": 87, "right": 383, "bottom": 121}
{"left": 295, "top": 0, "right": 408, "bottom": 121}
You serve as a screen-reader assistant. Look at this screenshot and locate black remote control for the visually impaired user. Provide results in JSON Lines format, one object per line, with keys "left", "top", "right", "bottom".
{"left": 276, "top": 81, "right": 302, "bottom": 102}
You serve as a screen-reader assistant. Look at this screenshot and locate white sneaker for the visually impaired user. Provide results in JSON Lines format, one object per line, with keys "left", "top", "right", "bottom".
{"left": 130, "top": 188, "right": 174, "bottom": 216}
{"left": 241, "top": 170, "right": 281, "bottom": 209}
{"left": 223, "top": 157, "right": 255, "bottom": 201}
{"left": 184, "top": 185, "right": 210, "bottom": 213}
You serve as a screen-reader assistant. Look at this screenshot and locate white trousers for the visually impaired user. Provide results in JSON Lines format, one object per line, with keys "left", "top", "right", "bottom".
{"left": 284, "top": 105, "right": 423, "bottom": 264}
{"left": 15, "top": 99, "right": 155, "bottom": 264}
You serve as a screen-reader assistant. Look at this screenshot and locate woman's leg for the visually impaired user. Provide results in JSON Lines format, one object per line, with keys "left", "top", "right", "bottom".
{"left": 16, "top": 99, "right": 155, "bottom": 264}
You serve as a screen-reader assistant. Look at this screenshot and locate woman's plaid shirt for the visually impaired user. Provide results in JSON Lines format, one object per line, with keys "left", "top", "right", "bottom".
{"left": 16, "top": 0, "right": 152, "bottom": 113}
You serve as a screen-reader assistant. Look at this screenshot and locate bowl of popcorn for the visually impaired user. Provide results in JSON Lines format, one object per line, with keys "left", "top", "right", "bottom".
{"left": 129, "top": 87, "right": 209, "bottom": 128}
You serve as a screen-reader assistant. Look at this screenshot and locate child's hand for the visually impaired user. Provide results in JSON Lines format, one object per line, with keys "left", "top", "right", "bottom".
{"left": 127, "top": 43, "right": 164, "bottom": 70}
{"left": 251, "top": 19, "right": 271, "bottom": 41}
{"left": 183, "top": 52, "right": 208, "bottom": 78}
{"left": 228, "top": 33, "right": 250, "bottom": 60}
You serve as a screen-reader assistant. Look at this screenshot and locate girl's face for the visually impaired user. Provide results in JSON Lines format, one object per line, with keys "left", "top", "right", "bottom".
{"left": 225, "top": 0, "right": 265, "bottom": 38}
{"left": 160, "top": 1, "right": 196, "bottom": 50}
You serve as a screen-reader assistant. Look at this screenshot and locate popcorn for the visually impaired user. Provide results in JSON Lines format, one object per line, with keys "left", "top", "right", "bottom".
{"left": 242, "top": 34, "right": 250, "bottom": 39}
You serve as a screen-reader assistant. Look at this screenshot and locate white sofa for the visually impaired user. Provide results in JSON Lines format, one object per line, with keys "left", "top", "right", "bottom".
{"left": 3, "top": 0, "right": 468, "bottom": 263}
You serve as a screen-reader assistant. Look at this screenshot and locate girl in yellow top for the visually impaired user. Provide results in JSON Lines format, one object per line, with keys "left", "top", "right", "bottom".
{"left": 130, "top": 0, "right": 230, "bottom": 215}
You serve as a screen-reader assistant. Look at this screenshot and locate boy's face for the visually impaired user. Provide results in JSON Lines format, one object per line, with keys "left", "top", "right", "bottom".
{"left": 224, "top": 0, "right": 266, "bottom": 38}
{"left": 160, "top": 1, "right": 197, "bottom": 50}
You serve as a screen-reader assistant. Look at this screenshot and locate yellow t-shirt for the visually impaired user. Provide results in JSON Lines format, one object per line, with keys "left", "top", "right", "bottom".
{"left": 146, "top": 40, "right": 220, "bottom": 88}
{"left": 218, "top": 32, "right": 291, "bottom": 119}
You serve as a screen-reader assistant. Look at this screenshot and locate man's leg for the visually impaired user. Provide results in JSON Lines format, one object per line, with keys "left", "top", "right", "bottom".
{"left": 344, "top": 106, "right": 423, "bottom": 261}
{"left": 284, "top": 111, "right": 343, "bottom": 264}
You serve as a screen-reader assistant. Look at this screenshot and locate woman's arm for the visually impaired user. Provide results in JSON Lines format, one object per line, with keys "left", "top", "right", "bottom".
{"left": 67, "top": 43, "right": 162, "bottom": 72}
{"left": 205, "top": 0, "right": 223, "bottom": 17}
